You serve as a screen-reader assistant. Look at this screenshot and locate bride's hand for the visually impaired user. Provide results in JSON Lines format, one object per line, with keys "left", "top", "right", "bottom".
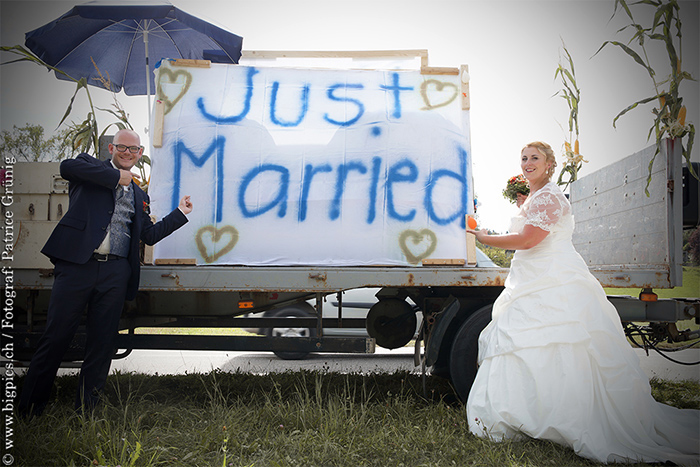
{"left": 467, "top": 229, "right": 487, "bottom": 243}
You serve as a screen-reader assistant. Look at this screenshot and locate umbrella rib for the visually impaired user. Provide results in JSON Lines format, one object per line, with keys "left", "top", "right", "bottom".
{"left": 205, "top": 38, "right": 236, "bottom": 62}
{"left": 119, "top": 23, "right": 141, "bottom": 93}
{"left": 89, "top": 19, "right": 189, "bottom": 40}
{"left": 137, "top": 17, "right": 192, "bottom": 41}
{"left": 150, "top": 21, "right": 185, "bottom": 59}
{"left": 54, "top": 22, "right": 141, "bottom": 91}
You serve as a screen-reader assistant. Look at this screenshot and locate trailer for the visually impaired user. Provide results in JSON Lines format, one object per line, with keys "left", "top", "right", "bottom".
{"left": 4, "top": 51, "right": 699, "bottom": 402}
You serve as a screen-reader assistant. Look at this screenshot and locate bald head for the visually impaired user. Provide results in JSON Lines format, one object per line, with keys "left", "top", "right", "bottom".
{"left": 109, "top": 129, "right": 143, "bottom": 171}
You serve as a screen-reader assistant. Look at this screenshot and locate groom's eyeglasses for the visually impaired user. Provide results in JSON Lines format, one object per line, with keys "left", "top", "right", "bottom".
{"left": 113, "top": 144, "right": 142, "bottom": 154}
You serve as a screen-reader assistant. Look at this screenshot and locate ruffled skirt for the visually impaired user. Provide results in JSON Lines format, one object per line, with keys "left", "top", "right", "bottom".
{"left": 466, "top": 240, "right": 700, "bottom": 465}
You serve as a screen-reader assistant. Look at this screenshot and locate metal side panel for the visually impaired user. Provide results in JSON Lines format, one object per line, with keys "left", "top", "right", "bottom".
{"left": 15, "top": 265, "right": 510, "bottom": 292}
{"left": 13, "top": 162, "right": 64, "bottom": 195}
{"left": 13, "top": 221, "right": 55, "bottom": 269}
{"left": 570, "top": 139, "right": 683, "bottom": 288}
{"left": 3, "top": 163, "right": 68, "bottom": 223}
{"left": 136, "top": 265, "right": 509, "bottom": 292}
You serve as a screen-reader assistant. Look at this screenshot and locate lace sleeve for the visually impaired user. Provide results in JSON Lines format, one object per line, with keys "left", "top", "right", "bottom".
{"left": 524, "top": 186, "right": 569, "bottom": 231}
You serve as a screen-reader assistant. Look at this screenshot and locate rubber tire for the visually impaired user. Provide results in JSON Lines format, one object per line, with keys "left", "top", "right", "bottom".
{"left": 265, "top": 306, "right": 317, "bottom": 360}
{"left": 449, "top": 305, "right": 492, "bottom": 403}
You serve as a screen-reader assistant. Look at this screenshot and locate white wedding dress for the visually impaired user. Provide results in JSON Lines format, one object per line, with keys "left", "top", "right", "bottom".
{"left": 466, "top": 182, "right": 700, "bottom": 465}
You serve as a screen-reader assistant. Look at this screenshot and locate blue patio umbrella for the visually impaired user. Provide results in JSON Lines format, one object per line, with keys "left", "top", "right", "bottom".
{"left": 24, "top": 0, "right": 243, "bottom": 131}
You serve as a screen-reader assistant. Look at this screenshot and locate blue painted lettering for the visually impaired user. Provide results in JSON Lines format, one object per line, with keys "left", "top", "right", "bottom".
{"left": 169, "top": 137, "right": 466, "bottom": 228}
{"left": 330, "top": 161, "right": 368, "bottom": 220}
{"left": 367, "top": 156, "right": 382, "bottom": 224}
{"left": 386, "top": 159, "right": 418, "bottom": 222}
{"left": 379, "top": 73, "right": 413, "bottom": 119}
{"left": 198, "top": 67, "right": 258, "bottom": 123}
{"left": 269, "top": 82, "right": 310, "bottom": 127}
{"left": 173, "top": 137, "right": 226, "bottom": 222}
{"left": 424, "top": 147, "right": 468, "bottom": 227}
{"left": 323, "top": 83, "right": 365, "bottom": 126}
{"left": 299, "top": 163, "right": 332, "bottom": 222}
{"left": 238, "top": 164, "right": 290, "bottom": 218}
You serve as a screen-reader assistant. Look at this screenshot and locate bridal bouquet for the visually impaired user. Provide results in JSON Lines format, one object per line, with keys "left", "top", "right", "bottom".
{"left": 502, "top": 174, "right": 530, "bottom": 204}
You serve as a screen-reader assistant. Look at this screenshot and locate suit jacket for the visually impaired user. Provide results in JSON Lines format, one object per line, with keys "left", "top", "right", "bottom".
{"left": 42, "top": 153, "right": 188, "bottom": 300}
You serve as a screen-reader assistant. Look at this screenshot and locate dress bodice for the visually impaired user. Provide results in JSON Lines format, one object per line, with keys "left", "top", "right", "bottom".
{"left": 509, "top": 182, "right": 574, "bottom": 252}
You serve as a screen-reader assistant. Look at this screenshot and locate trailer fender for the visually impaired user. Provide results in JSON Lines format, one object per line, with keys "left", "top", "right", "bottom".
{"left": 424, "top": 296, "right": 461, "bottom": 367}
{"left": 449, "top": 304, "right": 492, "bottom": 403}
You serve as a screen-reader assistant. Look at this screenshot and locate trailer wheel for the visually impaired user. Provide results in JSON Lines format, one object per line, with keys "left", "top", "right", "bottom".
{"left": 449, "top": 305, "right": 492, "bottom": 403}
{"left": 266, "top": 306, "right": 317, "bottom": 360}
{"left": 366, "top": 299, "right": 417, "bottom": 349}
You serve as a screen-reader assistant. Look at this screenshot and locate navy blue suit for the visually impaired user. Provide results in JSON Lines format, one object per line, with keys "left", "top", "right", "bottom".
{"left": 19, "top": 153, "right": 188, "bottom": 415}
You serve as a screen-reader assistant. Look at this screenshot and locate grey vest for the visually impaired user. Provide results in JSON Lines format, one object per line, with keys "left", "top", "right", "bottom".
{"left": 108, "top": 186, "right": 135, "bottom": 257}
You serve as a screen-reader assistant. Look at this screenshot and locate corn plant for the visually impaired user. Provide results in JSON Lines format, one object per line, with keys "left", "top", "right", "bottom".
{"left": 0, "top": 45, "right": 154, "bottom": 189}
{"left": 554, "top": 42, "right": 587, "bottom": 190}
{"left": 1, "top": 46, "right": 133, "bottom": 154}
{"left": 596, "top": 0, "right": 696, "bottom": 195}
{"left": 1, "top": 44, "right": 102, "bottom": 155}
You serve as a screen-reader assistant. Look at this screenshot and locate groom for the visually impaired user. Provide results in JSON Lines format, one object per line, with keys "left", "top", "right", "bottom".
{"left": 19, "top": 129, "right": 193, "bottom": 416}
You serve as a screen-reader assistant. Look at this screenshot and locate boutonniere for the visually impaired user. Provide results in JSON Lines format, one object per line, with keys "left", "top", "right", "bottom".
{"left": 143, "top": 201, "right": 150, "bottom": 213}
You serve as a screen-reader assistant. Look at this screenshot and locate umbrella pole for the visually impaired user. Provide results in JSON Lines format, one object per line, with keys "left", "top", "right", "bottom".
{"left": 144, "top": 25, "right": 152, "bottom": 136}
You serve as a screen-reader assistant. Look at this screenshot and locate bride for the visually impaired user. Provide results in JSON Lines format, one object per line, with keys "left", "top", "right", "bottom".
{"left": 465, "top": 141, "right": 699, "bottom": 465}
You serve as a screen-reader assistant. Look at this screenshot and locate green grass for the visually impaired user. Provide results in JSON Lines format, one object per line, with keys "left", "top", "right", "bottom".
{"left": 14, "top": 371, "right": 699, "bottom": 467}
{"left": 604, "top": 266, "right": 699, "bottom": 299}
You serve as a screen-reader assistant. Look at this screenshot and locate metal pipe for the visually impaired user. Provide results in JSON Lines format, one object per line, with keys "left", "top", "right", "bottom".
{"left": 316, "top": 292, "right": 323, "bottom": 337}
{"left": 337, "top": 291, "right": 343, "bottom": 328}
{"left": 143, "top": 22, "right": 152, "bottom": 134}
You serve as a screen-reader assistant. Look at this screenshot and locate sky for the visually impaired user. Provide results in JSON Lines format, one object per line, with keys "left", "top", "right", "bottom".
{"left": 1, "top": 0, "right": 698, "bottom": 233}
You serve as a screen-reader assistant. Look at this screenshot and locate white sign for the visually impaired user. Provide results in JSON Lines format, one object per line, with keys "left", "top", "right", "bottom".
{"left": 149, "top": 60, "right": 473, "bottom": 266}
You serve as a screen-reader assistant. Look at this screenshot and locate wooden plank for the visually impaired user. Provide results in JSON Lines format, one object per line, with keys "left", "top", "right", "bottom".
{"left": 460, "top": 65, "right": 470, "bottom": 110}
{"left": 466, "top": 216, "right": 477, "bottom": 265}
{"left": 242, "top": 50, "right": 428, "bottom": 60}
{"left": 152, "top": 100, "right": 165, "bottom": 148}
{"left": 420, "top": 66, "right": 459, "bottom": 75}
{"left": 142, "top": 244, "right": 154, "bottom": 265}
{"left": 420, "top": 53, "right": 428, "bottom": 69}
{"left": 141, "top": 215, "right": 157, "bottom": 265}
{"left": 155, "top": 258, "right": 197, "bottom": 265}
{"left": 173, "top": 59, "right": 211, "bottom": 68}
{"left": 243, "top": 50, "right": 461, "bottom": 76}
{"left": 422, "top": 259, "right": 466, "bottom": 266}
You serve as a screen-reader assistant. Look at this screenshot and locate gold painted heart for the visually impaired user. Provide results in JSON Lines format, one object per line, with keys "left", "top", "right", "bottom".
{"left": 196, "top": 225, "right": 239, "bottom": 263}
{"left": 399, "top": 229, "right": 437, "bottom": 265}
{"left": 420, "top": 79, "right": 459, "bottom": 110}
{"left": 156, "top": 68, "right": 193, "bottom": 115}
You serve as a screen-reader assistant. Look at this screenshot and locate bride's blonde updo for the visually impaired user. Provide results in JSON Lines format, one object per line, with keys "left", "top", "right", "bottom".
{"left": 523, "top": 141, "right": 557, "bottom": 179}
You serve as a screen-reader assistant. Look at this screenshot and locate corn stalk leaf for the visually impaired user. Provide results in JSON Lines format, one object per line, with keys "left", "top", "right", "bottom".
{"left": 1, "top": 45, "right": 76, "bottom": 82}
{"left": 684, "top": 124, "right": 696, "bottom": 176}
{"left": 612, "top": 0, "right": 636, "bottom": 22}
{"left": 612, "top": 95, "right": 657, "bottom": 128}
{"left": 57, "top": 78, "right": 88, "bottom": 128}
{"left": 96, "top": 106, "right": 132, "bottom": 128}
{"left": 652, "top": 2, "right": 675, "bottom": 31}
{"left": 596, "top": 40, "right": 655, "bottom": 79}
